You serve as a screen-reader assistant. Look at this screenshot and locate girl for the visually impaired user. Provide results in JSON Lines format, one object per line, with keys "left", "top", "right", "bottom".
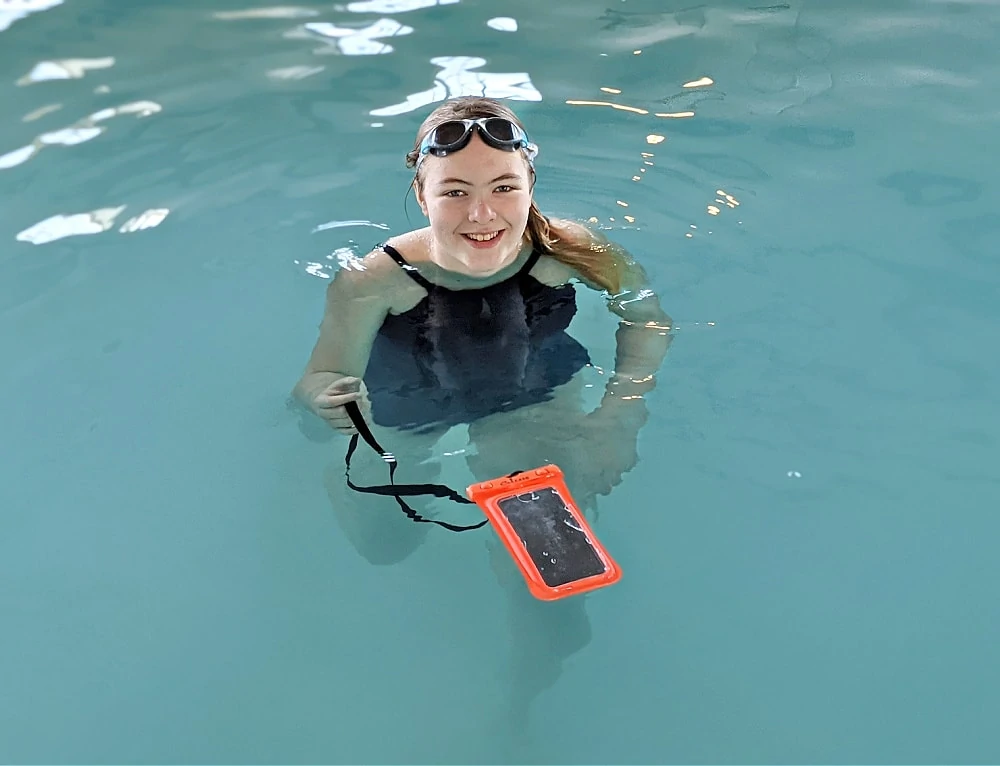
{"left": 294, "top": 96, "right": 671, "bottom": 490}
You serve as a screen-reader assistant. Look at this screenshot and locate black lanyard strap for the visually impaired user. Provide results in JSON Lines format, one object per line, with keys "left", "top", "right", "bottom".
{"left": 343, "top": 401, "right": 487, "bottom": 532}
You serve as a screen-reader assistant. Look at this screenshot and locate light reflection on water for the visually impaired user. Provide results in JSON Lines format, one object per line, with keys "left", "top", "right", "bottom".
{"left": 15, "top": 206, "right": 171, "bottom": 245}
{"left": 1, "top": 100, "right": 161, "bottom": 172}
{"left": 16, "top": 56, "right": 115, "bottom": 86}
{"left": 340, "top": 0, "right": 459, "bottom": 13}
{"left": 299, "top": 18, "right": 414, "bottom": 56}
{"left": 370, "top": 56, "right": 543, "bottom": 116}
{"left": 212, "top": 7, "right": 320, "bottom": 21}
{"left": 0, "top": 0, "right": 63, "bottom": 33}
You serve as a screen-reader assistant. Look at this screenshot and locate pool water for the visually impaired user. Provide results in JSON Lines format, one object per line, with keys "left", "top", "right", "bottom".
{"left": 2, "top": 0, "right": 999, "bottom": 762}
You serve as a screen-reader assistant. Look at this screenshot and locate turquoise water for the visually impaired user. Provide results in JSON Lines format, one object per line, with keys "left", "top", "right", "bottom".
{"left": 2, "top": 0, "right": 999, "bottom": 762}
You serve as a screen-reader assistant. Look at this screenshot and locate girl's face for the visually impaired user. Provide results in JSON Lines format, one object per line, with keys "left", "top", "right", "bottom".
{"left": 415, "top": 130, "right": 533, "bottom": 277}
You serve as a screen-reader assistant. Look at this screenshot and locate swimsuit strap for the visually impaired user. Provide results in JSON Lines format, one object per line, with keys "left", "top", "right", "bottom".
{"left": 381, "top": 243, "right": 435, "bottom": 291}
{"left": 382, "top": 242, "right": 541, "bottom": 290}
{"left": 519, "top": 248, "right": 542, "bottom": 276}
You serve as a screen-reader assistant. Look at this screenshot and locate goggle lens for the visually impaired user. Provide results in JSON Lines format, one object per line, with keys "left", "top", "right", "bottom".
{"left": 481, "top": 118, "right": 516, "bottom": 142}
{"left": 419, "top": 117, "right": 536, "bottom": 162}
{"left": 432, "top": 120, "right": 472, "bottom": 147}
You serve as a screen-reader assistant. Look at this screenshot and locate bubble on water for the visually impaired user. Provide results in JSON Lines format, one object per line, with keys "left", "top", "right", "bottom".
{"left": 787, "top": 470, "right": 802, "bottom": 478}
{"left": 550, "top": 558, "right": 556, "bottom": 564}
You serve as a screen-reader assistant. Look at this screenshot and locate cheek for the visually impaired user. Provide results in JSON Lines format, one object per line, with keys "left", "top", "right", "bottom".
{"left": 427, "top": 200, "right": 460, "bottom": 227}
{"left": 508, "top": 194, "right": 531, "bottom": 222}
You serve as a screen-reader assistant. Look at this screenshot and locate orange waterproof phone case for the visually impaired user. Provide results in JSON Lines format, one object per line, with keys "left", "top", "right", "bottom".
{"left": 467, "top": 465, "right": 621, "bottom": 601}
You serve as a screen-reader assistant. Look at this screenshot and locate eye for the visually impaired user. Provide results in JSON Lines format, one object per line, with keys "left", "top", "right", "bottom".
{"left": 443, "top": 189, "right": 466, "bottom": 198}
{"left": 494, "top": 184, "right": 515, "bottom": 193}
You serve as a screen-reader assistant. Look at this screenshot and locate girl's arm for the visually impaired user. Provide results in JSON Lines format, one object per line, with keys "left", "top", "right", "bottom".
{"left": 544, "top": 219, "right": 674, "bottom": 404}
{"left": 293, "top": 250, "right": 396, "bottom": 432}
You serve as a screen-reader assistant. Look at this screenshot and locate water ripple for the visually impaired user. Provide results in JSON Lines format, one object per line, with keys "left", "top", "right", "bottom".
{"left": 301, "top": 18, "right": 414, "bottom": 56}
{"left": 0, "top": 101, "right": 162, "bottom": 171}
{"left": 0, "top": 0, "right": 63, "bottom": 33}
{"left": 15, "top": 206, "right": 171, "bottom": 245}
{"left": 16, "top": 206, "right": 127, "bottom": 245}
{"left": 212, "top": 7, "right": 320, "bottom": 21}
{"left": 16, "top": 57, "right": 115, "bottom": 86}
{"left": 338, "top": 0, "right": 459, "bottom": 13}
{"left": 487, "top": 17, "right": 517, "bottom": 32}
{"left": 22, "top": 104, "right": 63, "bottom": 122}
{"left": 369, "top": 56, "right": 541, "bottom": 116}
{"left": 312, "top": 219, "right": 390, "bottom": 233}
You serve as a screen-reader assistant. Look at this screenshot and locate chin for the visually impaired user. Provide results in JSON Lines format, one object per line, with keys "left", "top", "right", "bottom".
{"left": 455, "top": 237, "right": 512, "bottom": 266}
{"left": 469, "top": 249, "right": 519, "bottom": 273}
{"left": 463, "top": 260, "right": 506, "bottom": 277}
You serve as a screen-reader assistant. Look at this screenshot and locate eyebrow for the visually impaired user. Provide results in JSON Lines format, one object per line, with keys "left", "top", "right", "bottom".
{"left": 436, "top": 173, "right": 522, "bottom": 186}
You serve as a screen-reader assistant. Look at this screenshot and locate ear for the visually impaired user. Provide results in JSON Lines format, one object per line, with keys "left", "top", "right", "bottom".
{"left": 413, "top": 181, "right": 429, "bottom": 217}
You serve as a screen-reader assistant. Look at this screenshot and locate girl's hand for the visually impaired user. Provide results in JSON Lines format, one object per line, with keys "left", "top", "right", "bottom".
{"left": 312, "top": 376, "right": 366, "bottom": 434}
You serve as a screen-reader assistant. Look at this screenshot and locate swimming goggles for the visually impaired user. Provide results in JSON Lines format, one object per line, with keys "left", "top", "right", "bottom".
{"left": 417, "top": 117, "right": 538, "bottom": 165}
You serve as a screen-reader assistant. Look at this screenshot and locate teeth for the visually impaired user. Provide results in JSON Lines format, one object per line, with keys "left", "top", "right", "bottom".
{"left": 467, "top": 231, "right": 499, "bottom": 241}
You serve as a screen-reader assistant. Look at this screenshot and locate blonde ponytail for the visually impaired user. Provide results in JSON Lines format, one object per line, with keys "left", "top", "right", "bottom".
{"left": 526, "top": 201, "right": 630, "bottom": 295}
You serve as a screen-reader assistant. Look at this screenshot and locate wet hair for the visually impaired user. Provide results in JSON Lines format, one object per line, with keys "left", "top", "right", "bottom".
{"left": 406, "top": 96, "right": 630, "bottom": 294}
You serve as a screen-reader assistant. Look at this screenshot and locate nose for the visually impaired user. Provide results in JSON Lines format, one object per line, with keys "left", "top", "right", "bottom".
{"left": 468, "top": 197, "right": 497, "bottom": 224}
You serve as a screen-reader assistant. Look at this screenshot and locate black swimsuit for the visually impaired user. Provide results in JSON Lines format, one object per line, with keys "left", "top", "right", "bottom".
{"left": 364, "top": 243, "right": 591, "bottom": 433}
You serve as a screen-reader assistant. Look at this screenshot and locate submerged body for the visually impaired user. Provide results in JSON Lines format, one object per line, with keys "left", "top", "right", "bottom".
{"left": 294, "top": 96, "right": 672, "bottom": 492}
{"left": 365, "top": 242, "right": 590, "bottom": 432}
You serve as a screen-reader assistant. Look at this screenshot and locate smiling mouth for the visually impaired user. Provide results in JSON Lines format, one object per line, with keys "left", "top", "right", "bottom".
{"left": 462, "top": 230, "right": 502, "bottom": 242}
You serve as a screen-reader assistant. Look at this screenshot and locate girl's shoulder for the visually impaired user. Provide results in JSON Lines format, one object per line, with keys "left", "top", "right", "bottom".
{"left": 530, "top": 217, "right": 610, "bottom": 289}
{"left": 327, "top": 231, "right": 429, "bottom": 311}
{"left": 530, "top": 252, "right": 579, "bottom": 287}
